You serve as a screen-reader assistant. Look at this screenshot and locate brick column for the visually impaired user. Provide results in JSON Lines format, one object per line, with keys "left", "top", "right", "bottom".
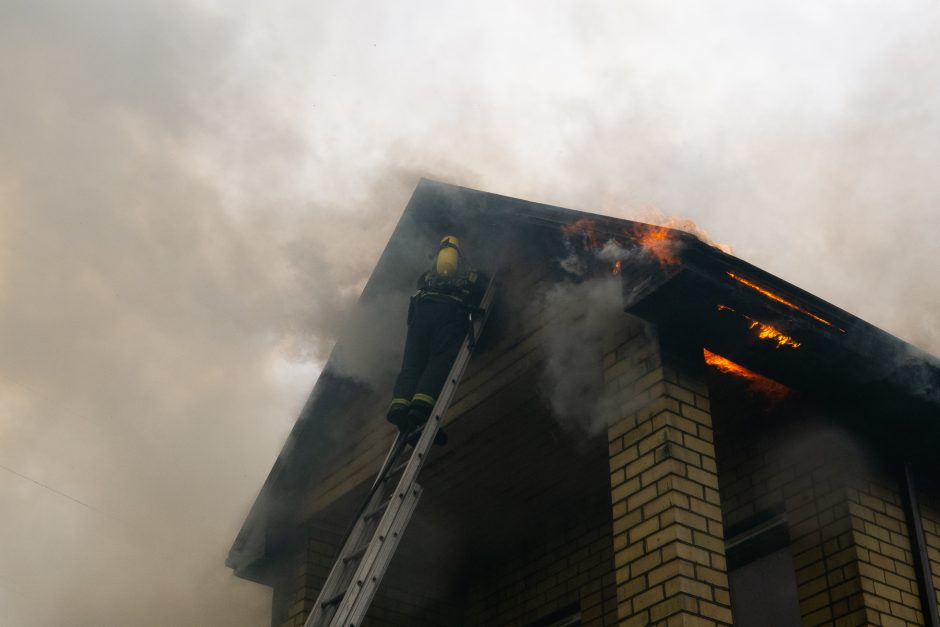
{"left": 788, "top": 443, "right": 931, "bottom": 626}
{"left": 604, "top": 324, "right": 732, "bottom": 626}
{"left": 834, "top": 476, "right": 929, "bottom": 626}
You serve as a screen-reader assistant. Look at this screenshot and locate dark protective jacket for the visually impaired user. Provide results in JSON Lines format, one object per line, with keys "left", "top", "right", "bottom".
{"left": 388, "top": 265, "right": 485, "bottom": 422}
{"left": 410, "top": 267, "right": 484, "bottom": 317}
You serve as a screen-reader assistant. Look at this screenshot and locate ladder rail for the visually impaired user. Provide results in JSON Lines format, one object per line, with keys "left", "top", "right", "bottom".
{"left": 306, "top": 437, "right": 418, "bottom": 626}
{"left": 305, "top": 274, "right": 499, "bottom": 627}
{"left": 334, "top": 432, "right": 409, "bottom": 559}
{"left": 346, "top": 485, "right": 422, "bottom": 621}
{"left": 330, "top": 483, "right": 423, "bottom": 626}
{"left": 306, "top": 433, "right": 414, "bottom": 626}
{"left": 304, "top": 469, "right": 395, "bottom": 626}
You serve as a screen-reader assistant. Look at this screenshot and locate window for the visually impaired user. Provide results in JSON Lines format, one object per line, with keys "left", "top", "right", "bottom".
{"left": 725, "top": 508, "right": 801, "bottom": 627}
{"left": 526, "top": 603, "right": 581, "bottom": 627}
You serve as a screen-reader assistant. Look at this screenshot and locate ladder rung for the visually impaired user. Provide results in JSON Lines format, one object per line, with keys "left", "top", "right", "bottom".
{"left": 387, "top": 458, "right": 410, "bottom": 477}
{"left": 402, "top": 423, "right": 435, "bottom": 446}
{"left": 321, "top": 589, "right": 345, "bottom": 609}
{"left": 343, "top": 543, "right": 368, "bottom": 565}
{"left": 364, "top": 499, "right": 391, "bottom": 521}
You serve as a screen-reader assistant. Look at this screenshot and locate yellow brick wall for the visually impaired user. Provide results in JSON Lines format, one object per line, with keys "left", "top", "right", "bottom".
{"left": 843, "top": 477, "right": 924, "bottom": 626}
{"left": 916, "top": 492, "right": 940, "bottom": 622}
{"left": 714, "top": 406, "right": 870, "bottom": 625}
{"left": 604, "top": 323, "right": 733, "bottom": 626}
{"left": 454, "top": 369, "right": 620, "bottom": 626}
{"left": 280, "top": 504, "right": 619, "bottom": 627}
{"left": 463, "top": 501, "right": 618, "bottom": 627}
{"left": 712, "top": 379, "right": 937, "bottom": 627}
{"left": 275, "top": 519, "right": 342, "bottom": 627}
{"left": 275, "top": 516, "right": 461, "bottom": 627}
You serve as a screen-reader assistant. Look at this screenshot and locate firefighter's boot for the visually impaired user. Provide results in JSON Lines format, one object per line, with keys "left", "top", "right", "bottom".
{"left": 385, "top": 400, "right": 411, "bottom": 432}
{"left": 404, "top": 407, "right": 447, "bottom": 447}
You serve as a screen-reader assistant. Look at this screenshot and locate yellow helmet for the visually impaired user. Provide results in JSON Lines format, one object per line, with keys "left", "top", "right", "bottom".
{"left": 435, "top": 235, "right": 459, "bottom": 275}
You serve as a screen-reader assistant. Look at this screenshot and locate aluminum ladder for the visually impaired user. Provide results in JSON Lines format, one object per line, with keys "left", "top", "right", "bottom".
{"left": 304, "top": 275, "right": 497, "bottom": 627}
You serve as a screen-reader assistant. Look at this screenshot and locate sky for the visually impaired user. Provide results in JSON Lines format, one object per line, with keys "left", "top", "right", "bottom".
{"left": 1, "top": 1, "right": 938, "bottom": 625}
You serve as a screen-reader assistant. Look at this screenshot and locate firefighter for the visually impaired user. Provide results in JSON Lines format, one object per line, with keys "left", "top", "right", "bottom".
{"left": 386, "top": 235, "right": 485, "bottom": 445}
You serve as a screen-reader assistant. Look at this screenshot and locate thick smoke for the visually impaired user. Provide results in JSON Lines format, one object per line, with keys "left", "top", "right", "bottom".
{"left": 327, "top": 296, "right": 411, "bottom": 385}
{"left": 0, "top": 2, "right": 407, "bottom": 625}
{"left": 2, "top": 1, "right": 939, "bottom": 626}
{"left": 530, "top": 276, "right": 624, "bottom": 437}
{"left": 533, "top": 230, "right": 670, "bottom": 436}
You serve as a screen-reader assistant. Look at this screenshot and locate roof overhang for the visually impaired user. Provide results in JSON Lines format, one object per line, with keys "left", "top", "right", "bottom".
{"left": 623, "top": 237, "right": 940, "bottom": 461}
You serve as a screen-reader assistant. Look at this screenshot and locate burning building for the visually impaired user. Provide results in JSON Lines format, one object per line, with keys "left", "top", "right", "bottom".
{"left": 227, "top": 180, "right": 940, "bottom": 627}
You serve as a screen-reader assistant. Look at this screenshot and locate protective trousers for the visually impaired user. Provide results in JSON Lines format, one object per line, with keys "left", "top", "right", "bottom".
{"left": 390, "top": 298, "right": 467, "bottom": 426}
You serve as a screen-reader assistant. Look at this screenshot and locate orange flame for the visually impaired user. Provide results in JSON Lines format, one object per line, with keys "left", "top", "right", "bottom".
{"left": 562, "top": 218, "right": 601, "bottom": 249}
{"left": 748, "top": 320, "right": 801, "bottom": 349}
{"left": 703, "top": 349, "right": 791, "bottom": 400}
{"left": 625, "top": 224, "right": 680, "bottom": 267}
{"left": 726, "top": 272, "right": 837, "bottom": 329}
{"left": 716, "top": 304, "right": 801, "bottom": 349}
{"left": 561, "top": 218, "right": 623, "bottom": 275}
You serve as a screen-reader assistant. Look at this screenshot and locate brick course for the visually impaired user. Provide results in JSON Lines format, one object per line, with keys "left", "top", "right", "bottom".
{"left": 274, "top": 515, "right": 462, "bottom": 627}
{"left": 463, "top": 502, "right": 618, "bottom": 627}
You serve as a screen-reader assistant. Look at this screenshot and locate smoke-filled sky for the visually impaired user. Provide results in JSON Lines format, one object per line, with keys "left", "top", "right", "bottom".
{"left": 2, "top": 1, "right": 938, "bottom": 625}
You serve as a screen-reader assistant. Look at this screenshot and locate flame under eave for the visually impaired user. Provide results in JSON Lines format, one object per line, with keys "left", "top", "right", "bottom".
{"left": 703, "top": 348, "right": 791, "bottom": 400}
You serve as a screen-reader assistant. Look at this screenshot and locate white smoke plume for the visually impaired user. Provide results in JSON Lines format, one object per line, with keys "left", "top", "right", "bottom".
{"left": 533, "top": 223, "right": 670, "bottom": 437}
{"left": 530, "top": 276, "right": 625, "bottom": 437}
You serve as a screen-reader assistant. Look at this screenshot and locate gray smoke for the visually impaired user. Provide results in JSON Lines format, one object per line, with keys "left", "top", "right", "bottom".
{"left": 2, "top": 1, "right": 939, "bottom": 626}
{"left": 533, "top": 233, "right": 664, "bottom": 436}
{"left": 530, "top": 276, "right": 624, "bottom": 436}
{"left": 0, "top": 2, "right": 406, "bottom": 625}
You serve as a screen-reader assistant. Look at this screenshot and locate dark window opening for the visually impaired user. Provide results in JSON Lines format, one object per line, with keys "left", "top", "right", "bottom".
{"left": 525, "top": 603, "right": 581, "bottom": 627}
{"left": 725, "top": 507, "right": 801, "bottom": 627}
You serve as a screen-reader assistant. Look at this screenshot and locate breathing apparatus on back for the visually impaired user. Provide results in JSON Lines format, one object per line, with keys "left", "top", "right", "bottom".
{"left": 417, "top": 234, "right": 477, "bottom": 299}
{"left": 435, "top": 235, "right": 460, "bottom": 275}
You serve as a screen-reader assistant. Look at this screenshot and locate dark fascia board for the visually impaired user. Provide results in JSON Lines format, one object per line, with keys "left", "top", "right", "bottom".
{"left": 227, "top": 179, "right": 940, "bottom": 577}
{"left": 624, "top": 236, "right": 940, "bottom": 459}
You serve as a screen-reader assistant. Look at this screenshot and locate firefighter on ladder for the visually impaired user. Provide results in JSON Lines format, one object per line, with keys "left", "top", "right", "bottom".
{"left": 386, "top": 235, "right": 485, "bottom": 446}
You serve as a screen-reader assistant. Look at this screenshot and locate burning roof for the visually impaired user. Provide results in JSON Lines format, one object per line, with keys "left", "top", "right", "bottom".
{"left": 227, "top": 179, "right": 940, "bottom": 578}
